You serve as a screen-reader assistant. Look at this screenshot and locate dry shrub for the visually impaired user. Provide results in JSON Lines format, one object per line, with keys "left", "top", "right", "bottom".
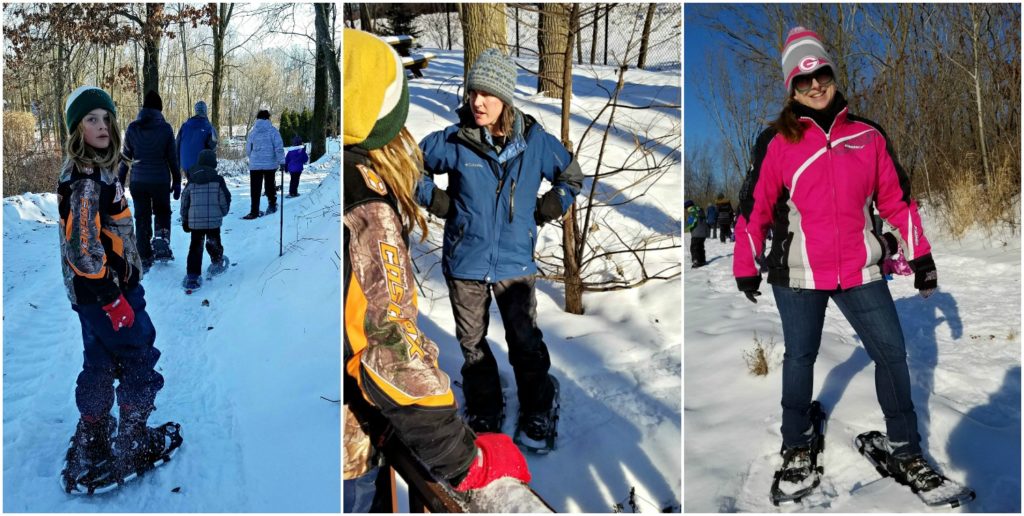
{"left": 743, "top": 331, "right": 776, "bottom": 376}
{"left": 3, "top": 111, "right": 62, "bottom": 196}
{"left": 939, "top": 159, "right": 1020, "bottom": 239}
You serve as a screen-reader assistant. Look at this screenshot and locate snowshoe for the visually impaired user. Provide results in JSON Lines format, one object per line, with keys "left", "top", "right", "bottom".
{"left": 60, "top": 415, "right": 116, "bottom": 495}
{"left": 69, "top": 422, "right": 183, "bottom": 495}
{"left": 770, "top": 400, "right": 826, "bottom": 506}
{"left": 241, "top": 212, "right": 261, "bottom": 220}
{"left": 151, "top": 237, "right": 174, "bottom": 262}
{"left": 513, "top": 375, "right": 559, "bottom": 454}
{"left": 264, "top": 203, "right": 278, "bottom": 215}
{"left": 140, "top": 257, "right": 154, "bottom": 274}
{"left": 465, "top": 411, "right": 505, "bottom": 434}
{"left": 182, "top": 274, "right": 202, "bottom": 293}
{"left": 855, "top": 431, "right": 975, "bottom": 508}
{"left": 205, "top": 256, "right": 230, "bottom": 280}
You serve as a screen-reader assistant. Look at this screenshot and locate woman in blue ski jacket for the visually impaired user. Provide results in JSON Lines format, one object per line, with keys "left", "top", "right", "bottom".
{"left": 415, "top": 48, "right": 583, "bottom": 444}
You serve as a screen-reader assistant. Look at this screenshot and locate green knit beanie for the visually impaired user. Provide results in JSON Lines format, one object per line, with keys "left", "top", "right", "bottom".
{"left": 65, "top": 86, "right": 117, "bottom": 131}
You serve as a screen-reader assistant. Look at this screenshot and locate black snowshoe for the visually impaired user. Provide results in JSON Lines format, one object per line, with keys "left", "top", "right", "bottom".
{"left": 264, "top": 203, "right": 278, "bottom": 215}
{"left": 182, "top": 274, "right": 202, "bottom": 293}
{"left": 855, "top": 431, "right": 975, "bottom": 508}
{"left": 60, "top": 415, "right": 116, "bottom": 495}
{"left": 770, "top": 400, "right": 826, "bottom": 506}
{"left": 151, "top": 236, "right": 174, "bottom": 262}
{"left": 513, "top": 375, "right": 560, "bottom": 454}
{"left": 205, "top": 256, "right": 230, "bottom": 280}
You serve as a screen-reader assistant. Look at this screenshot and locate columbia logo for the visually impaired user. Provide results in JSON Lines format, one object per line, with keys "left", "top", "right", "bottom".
{"left": 464, "top": 162, "right": 484, "bottom": 168}
{"left": 844, "top": 144, "right": 865, "bottom": 150}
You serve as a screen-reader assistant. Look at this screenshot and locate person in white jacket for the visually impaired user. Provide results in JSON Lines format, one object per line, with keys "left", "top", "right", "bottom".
{"left": 243, "top": 109, "right": 285, "bottom": 219}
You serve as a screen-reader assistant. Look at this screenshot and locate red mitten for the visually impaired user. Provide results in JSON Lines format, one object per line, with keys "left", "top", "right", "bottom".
{"left": 455, "top": 433, "right": 531, "bottom": 492}
{"left": 102, "top": 294, "right": 135, "bottom": 332}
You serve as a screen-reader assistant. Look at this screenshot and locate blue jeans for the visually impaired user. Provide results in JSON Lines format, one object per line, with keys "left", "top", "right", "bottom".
{"left": 773, "top": 281, "right": 921, "bottom": 457}
{"left": 343, "top": 467, "right": 379, "bottom": 513}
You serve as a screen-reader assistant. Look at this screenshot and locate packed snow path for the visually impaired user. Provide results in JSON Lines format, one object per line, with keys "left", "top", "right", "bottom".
{"left": 3, "top": 142, "right": 342, "bottom": 511}
{"left": 684, "top": 227, "right": 1021, "bottom": 512}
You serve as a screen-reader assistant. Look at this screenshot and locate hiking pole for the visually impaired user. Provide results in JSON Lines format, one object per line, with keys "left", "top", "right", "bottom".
{"left": 279, "top": 165, "right": 284, "bottom": 257}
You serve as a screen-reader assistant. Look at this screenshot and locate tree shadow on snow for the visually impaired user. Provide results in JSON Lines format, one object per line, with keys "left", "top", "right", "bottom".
{"left": 412, "top": 259, "right": 679, "bottom": 511}
{"left": 946, "top": 366, "right": 1020, "bottom": 513}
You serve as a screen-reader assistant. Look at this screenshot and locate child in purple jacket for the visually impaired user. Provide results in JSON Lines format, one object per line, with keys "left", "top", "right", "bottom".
{"left": 284, "top": 136, "right": 309, "bottom": 197}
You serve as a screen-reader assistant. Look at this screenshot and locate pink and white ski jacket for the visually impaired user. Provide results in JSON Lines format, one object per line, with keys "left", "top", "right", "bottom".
{"left": 734, "top": 107, "right": 931, "bottom": 291}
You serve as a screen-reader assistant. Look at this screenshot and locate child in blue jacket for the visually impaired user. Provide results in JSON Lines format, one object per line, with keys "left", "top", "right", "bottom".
{"left": 285, "top": 135, "right": 309, "bottom": 197}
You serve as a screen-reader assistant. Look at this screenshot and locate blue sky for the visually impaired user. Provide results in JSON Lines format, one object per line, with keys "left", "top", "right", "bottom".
{"left": 683, "top": 5, "right": 735, "bottom": 150}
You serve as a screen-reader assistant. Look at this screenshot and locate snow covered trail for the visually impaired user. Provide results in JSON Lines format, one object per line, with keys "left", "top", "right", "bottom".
{"left": 3, "top": 142, "right": 341, "bottom": 512}
{"left": 683, "top": 227, "right": 1021, "bottom": 512}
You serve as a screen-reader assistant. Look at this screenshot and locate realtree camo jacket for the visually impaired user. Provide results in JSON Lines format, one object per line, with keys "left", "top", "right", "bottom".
{"left": 58, "top": 161, "right": 144, "bottom": 306}
{"left": 342, "top": 148, "right": 476, "bottom": 483}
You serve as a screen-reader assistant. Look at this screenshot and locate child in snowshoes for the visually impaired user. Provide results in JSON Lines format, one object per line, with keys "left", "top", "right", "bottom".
{"left": 180, "top": 148, "right": 231, "bottom": 290}
{"left": 285, "top": 135, "right": 309, "bottom": 197}
{"left": 684, "top": 200, "right": 709, "bottom": 268}
{"left": 58, "top": 86, "right": 178, "bottom": 494}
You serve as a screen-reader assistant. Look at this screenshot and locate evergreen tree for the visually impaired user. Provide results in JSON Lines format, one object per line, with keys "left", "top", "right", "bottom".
{"left": 384, "top": 5, "right": 419, "bottom": 38}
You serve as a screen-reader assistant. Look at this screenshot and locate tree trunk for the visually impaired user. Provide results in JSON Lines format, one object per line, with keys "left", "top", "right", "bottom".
{"left": 445, "top": 4, "right": 452, "bottom": 51}
{"left": 560, "top": 4, "right": 583, "bottom": 315}
{"left": 637, "top": 3, "right": 657, "bottom": 70}
{"left": 179, "top": 16, "right": 191, "bottom": 111}
{"left": 590, "top": 7, "right": 598, "bottom": 64}
{"left": 320, "top": 4, "right": 342, "bottom": 136}
{"left": 459, "top": 3, "right": 507, "bottom": 86}
{"left": 311, "top": 2, "right": 331, "bottom": 162}
{"left": 359, "top": 3, "right": 374, "bottom": 33}
{"left": 604, "top": 4, "right": 610, "bottom": 65}
{"left": 538, "top": 3, "right": 569, "bottom": 98}
{"left": 211, "top": 3, "right": 232, "bottom": 136}
{"left": 970, "top": 5, "right": 992, "bottom": 187}
{"left": 142, "top": 3, "right": 163, "bottom": 96}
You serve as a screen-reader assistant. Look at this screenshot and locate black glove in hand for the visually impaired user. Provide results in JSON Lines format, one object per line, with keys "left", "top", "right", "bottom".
{"left": 881, "top": 232, "right": 900, "bottom": 257}
{"left": 535, "top": 189, "right": 564, "bottom": 226}
{"left": 910, "top": 254, "right": 937, "bottom": 297}
{"left": 737, "top": 276, "right": 762, "bottom": 304}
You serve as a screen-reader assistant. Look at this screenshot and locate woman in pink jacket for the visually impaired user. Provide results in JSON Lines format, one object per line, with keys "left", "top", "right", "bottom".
{"left": 733, "top": 27, "right": 943, "bottom": 497}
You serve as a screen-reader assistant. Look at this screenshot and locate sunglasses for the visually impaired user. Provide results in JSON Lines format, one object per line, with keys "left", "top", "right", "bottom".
{"left": 793, "top": 69, "right": 835, "bottom": 94}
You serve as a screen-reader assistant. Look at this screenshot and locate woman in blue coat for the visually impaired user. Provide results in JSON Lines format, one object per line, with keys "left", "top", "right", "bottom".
{"left": 416, "top": 49, "right": 583, "bottom": 445}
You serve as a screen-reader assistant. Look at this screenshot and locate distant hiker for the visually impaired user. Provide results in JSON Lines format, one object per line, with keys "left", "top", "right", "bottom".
{"left": 706, "top": 202, "right": 718, "bottom": 239}
{"left": 243, "top": 109, "right": 285, "bottom": 219}
{"left": 119, "top": 90, "right": 179, "bottom": 268}
{"left": 416, "top": 47, "right": 583, "bottom": 450}
{"left": 180, "top": 149, "right": 231, "bottom": 291}
{"left": 176, "top": 100, "right": 218, "bottom": 176}
{"left": 685, "top": 200, "right": 709, "bottom": 267}
{"left": 58, "top": 86, "right": 176, "bottom": 493}
{"left": 734, "top": 26, "right": 943, "bottom": 499}
{"left": 715, "top": 193, "right": 735, "bottom": 243}
{"left": 285, "top": 135, "right": 309, "bottom": 198}
{"left": 343, "top": 29, "right": 530, "bottom": 512}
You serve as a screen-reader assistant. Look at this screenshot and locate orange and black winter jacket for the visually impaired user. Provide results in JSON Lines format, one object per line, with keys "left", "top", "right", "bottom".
{"left": 343, "top": 147, "right": 476, "bottom": 483}
{"left": 58, "top": 162, "right": 143, "bottom": 306}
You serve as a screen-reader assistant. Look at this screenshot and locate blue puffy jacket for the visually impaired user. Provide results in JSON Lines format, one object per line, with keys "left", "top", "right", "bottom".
{"left": 416, "top": 106, "right": 583, "bottom": 282}
{"left": 285, "top": 146, "right": 309, "bottom": 173}
{"left": 176, "top": 115, "right": 218, "bottom": 173}
{"left": 118, "top": 108, "right": 179, "bottom": 186}
{"left": 246, "top": 118, "right": 285, "bottom": 170}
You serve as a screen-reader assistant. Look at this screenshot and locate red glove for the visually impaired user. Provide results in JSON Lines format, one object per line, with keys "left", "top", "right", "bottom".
{"left": 102, "top": 294, "right": 135, "bottom": 332}
{"left": 455, "top": 433, "right": 531, "bottom": 492}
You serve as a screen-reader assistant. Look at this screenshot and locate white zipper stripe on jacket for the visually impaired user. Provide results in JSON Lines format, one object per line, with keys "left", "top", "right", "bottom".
{"left": 745, "top": 231, "right": 758, "bottom": 271}
{"left": 790, "top": 127, "right": 875, "bottom": 197}
{"left": 799, "top": 213, "right": 815, "bottom": 289}
{"left": 861, "top": 198, "right": 875, "bottom": 285}
{"left": 906, "top": 212, "right": 916, "bottom": 260}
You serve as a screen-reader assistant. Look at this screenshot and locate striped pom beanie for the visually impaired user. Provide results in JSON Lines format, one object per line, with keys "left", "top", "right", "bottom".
{"left": 343, "top": 28, "right": 409, "bottom": 150}
{"left": 467, "top": 48, "right": 516, "bottom": 107}
{"left": 781, "top": 27, "right": 836, "bottom": 93}
{"left": 65, "top": 86, "right": 116, "bottom": 131}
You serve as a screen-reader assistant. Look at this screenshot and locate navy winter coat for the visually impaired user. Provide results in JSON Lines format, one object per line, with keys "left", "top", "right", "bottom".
{"left": 416, "top": 106, "right": 583, "bottom": 282}
{"left": 285, "top": 146, "right": 309, "bottom": 173}
{"left": 176, "top": 115, "right": 218, "bottom": 173}
{"left": 118, "top": 108, "right": 179, "bottom": 186}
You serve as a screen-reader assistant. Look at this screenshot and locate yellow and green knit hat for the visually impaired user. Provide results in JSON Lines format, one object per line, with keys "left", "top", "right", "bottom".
{"left": 343, "top": 29, "right": 409, "bottom": 150}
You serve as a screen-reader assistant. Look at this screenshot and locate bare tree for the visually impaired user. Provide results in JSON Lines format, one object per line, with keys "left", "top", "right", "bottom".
{"left": 459, "top": 3, "right": 507, "bottom": 85}
{"left": 537, "top": 3, "right": 569, "bottom": 98}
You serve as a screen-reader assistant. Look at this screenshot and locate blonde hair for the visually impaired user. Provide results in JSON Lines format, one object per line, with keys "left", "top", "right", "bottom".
{"left": 64, "top": 113, "right": 123, "bottom": 172}
{"left": 366, "top": 127, "right": 429, "bottom": 241}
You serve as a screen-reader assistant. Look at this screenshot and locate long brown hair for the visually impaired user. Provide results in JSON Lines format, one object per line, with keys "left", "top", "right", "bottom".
{"left": 495, "top": 104, "right": 515, "bottom": 137}
{"left": 63, "top": 113, "right": 123, "bottom": 171}
{"left": 366, "top": 127, "right": 429, "bottom": 241}
{"left": 769, "top": 97, "right": 805, "bottom": 144}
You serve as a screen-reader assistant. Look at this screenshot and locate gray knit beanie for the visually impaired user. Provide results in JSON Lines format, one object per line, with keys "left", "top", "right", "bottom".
{"left": 467, "top": 48, "right": 516, "bottom": 107}
{"left": 195, "top": 100, "right": 208, "bottom": 117}
{"left": 781, "top": 27, "right": 836, "bottom": 93}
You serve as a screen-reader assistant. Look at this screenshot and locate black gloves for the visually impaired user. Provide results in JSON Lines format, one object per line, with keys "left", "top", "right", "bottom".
{"left": 534, "top": 189, "right": 564, "bottom": 226}
{"left": 910, "top": 254, "right": 937, "bottom": 297}
{"left": 182, "top": 220, "right": 191, "bottom": 233}
{"left": 881, "top": 232, "right": 900, "bottom": 257}
{"left": 173, "top": 182, "right": 181, "bottom": 201}
{"left": 737, "top": 276, "right": 762, "bottom": 304}
{"left": 427, "top": 188, "right": 453, "bottom": 219}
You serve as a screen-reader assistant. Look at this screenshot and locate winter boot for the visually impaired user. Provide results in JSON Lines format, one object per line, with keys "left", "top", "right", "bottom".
{"left": 520, "top": 411, "right": 556, "bottom": 442}
{"left": 113, "top": 407, "right": 168, "bottom": 478}
{"left": 265, "top": 203, "right": 278, "bottom": 215}
{"left": 61, "top": 414, "right": 116, "bottom": 493}
{"left": 778, "top": 445, "right": 814, "bottom": 487}
{"left": 887, "top": 453, "right": 944, "bottom": 492}
{"left": 182, "top": 274, "right": 202, "bottom": 291}
{"left": 206, "top": 256, "right": 230, "bottom": 279}
{"left": 242, "top": 212, "right": 260, "bottom": 220}
{"left": 465, "top": 411, "right": 504, "bottom": 434}
{"left": 140, "top": 256, "right": 154, "bottom": 273}
{"left": 151, "top": 230, "right": 173, "bottom": 262}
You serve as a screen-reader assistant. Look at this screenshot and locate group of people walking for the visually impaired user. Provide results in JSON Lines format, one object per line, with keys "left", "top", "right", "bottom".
{"left": 57, "top": 84, "right": 311, "bottom": 493}
{"left": 343, "top": 29, "right": 581, "bottom": 510}
{"left": 684, "top": 193, "right": 736, "bottom": 268}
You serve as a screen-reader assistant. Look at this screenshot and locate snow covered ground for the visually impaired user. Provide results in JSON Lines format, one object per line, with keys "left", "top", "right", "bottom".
{"left": 3, "top": 141, "right": 342, "bottom": 511}
{"left": 684, "top": 219, "right": 1021, "bottom": 512}
{"left": 401, "top": 48, "right": 682, "bottom": 512}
